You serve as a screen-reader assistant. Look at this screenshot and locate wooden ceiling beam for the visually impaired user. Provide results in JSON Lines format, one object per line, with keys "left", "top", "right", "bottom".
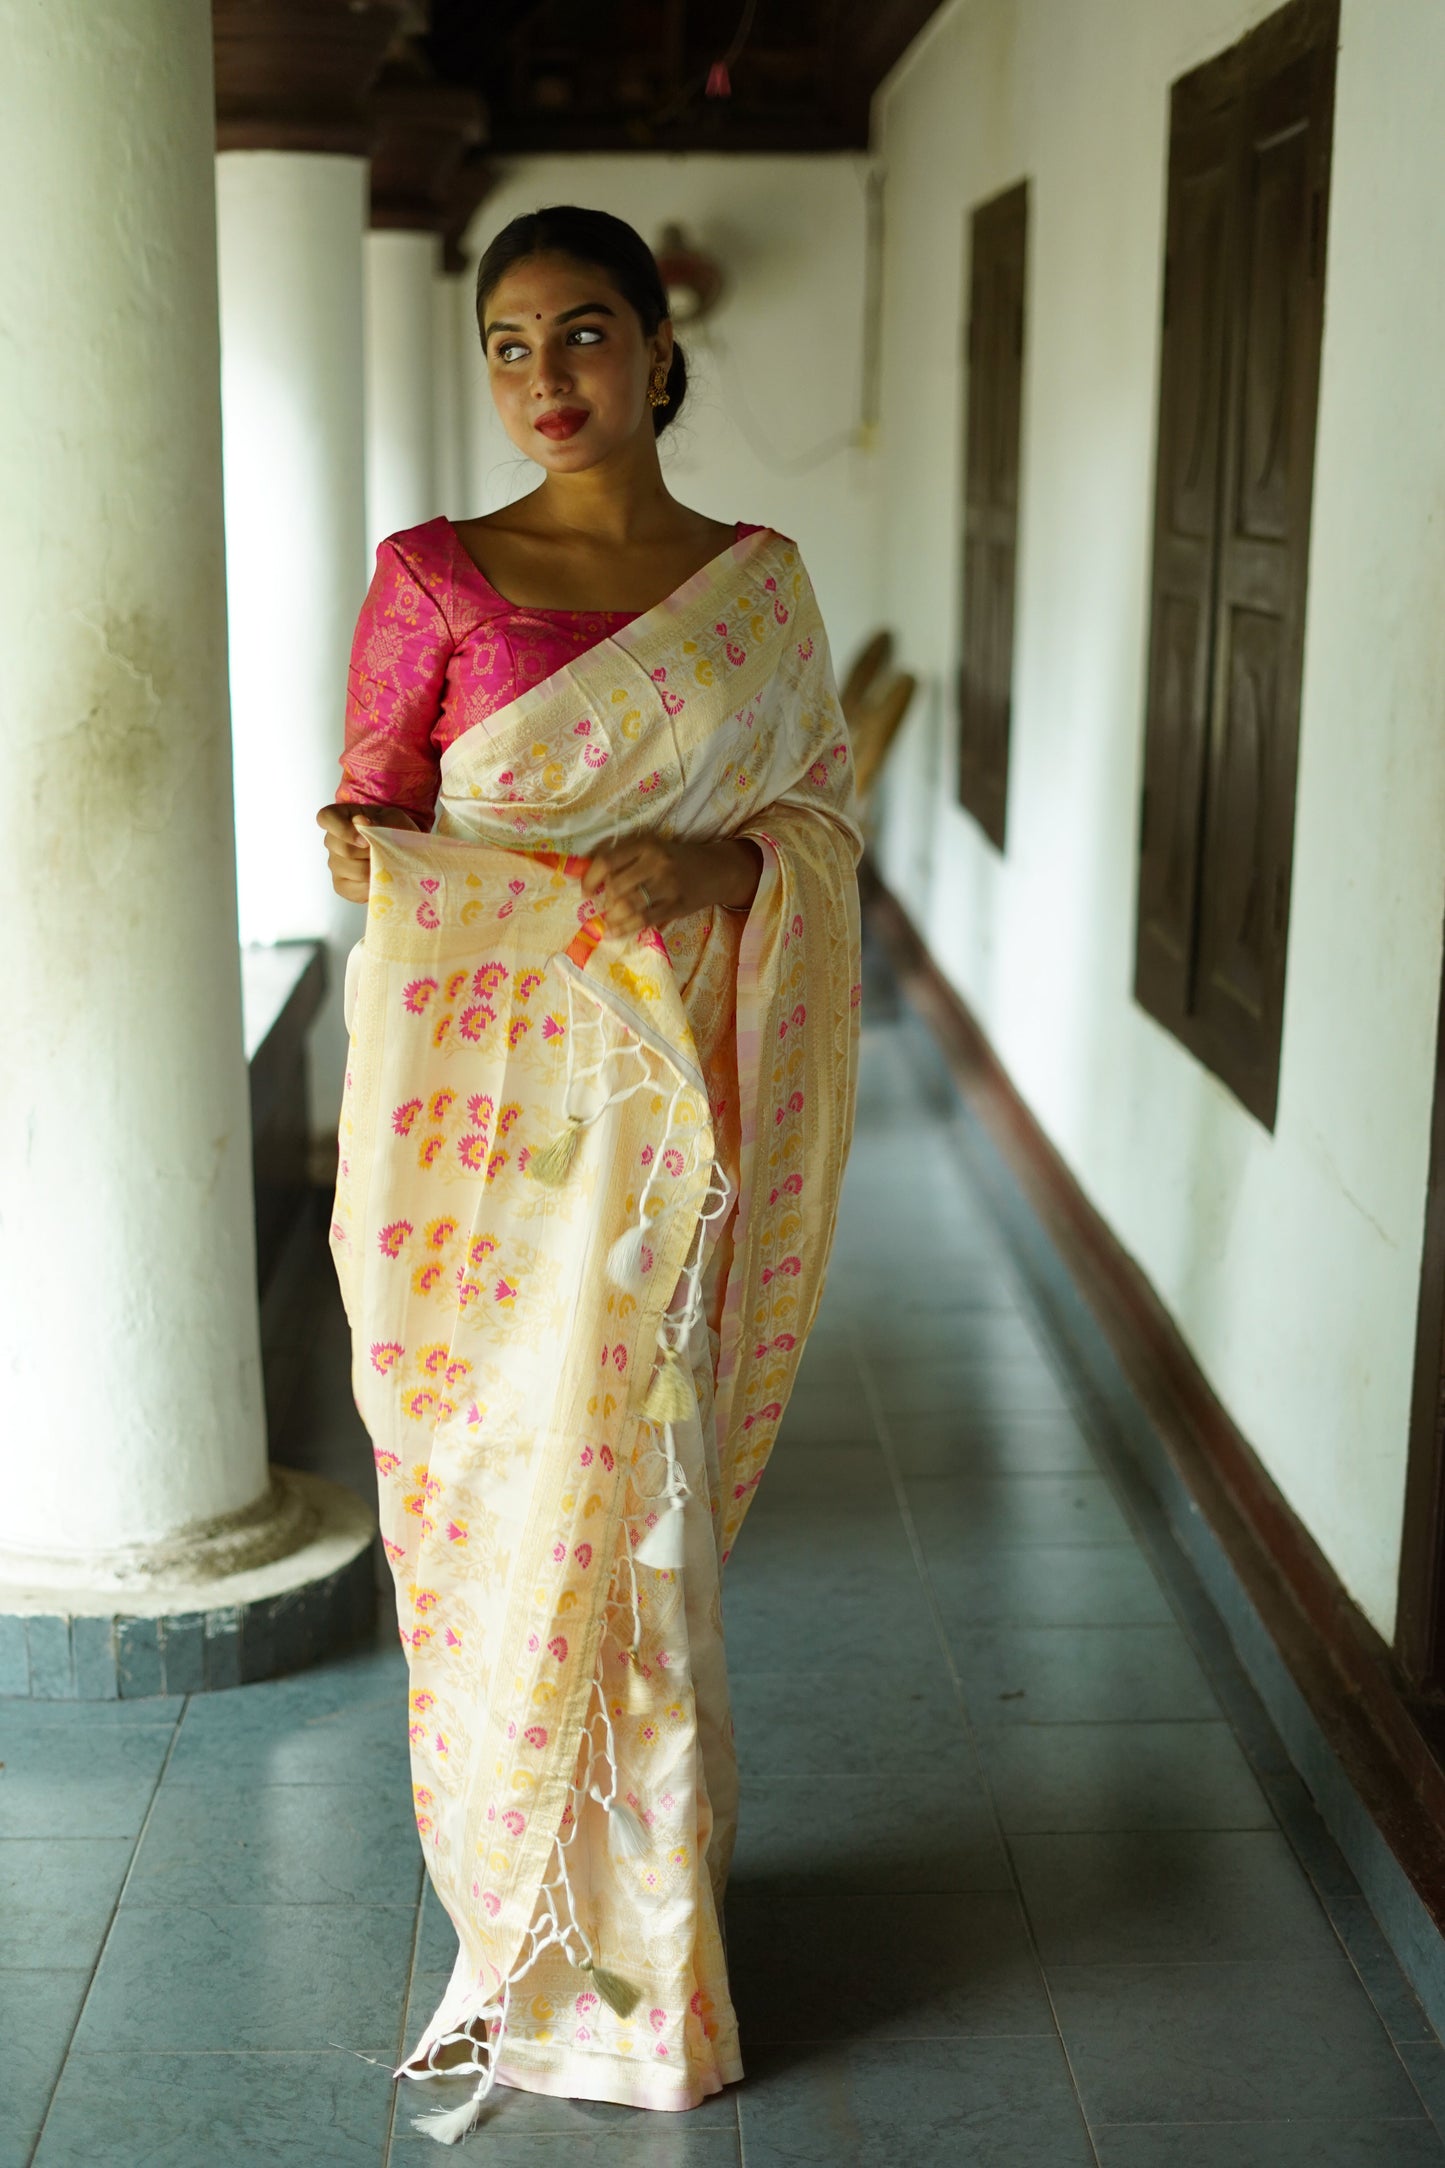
{"left": 213, "top": 0, "right": 406, "bottom": 156}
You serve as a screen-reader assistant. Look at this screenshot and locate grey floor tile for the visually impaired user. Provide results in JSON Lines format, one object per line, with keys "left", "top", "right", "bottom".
{"left": 746, "top": 1443, "right": 894, "bottom": 1505}
{"left": 126, "top": 1776, "right": 423, "bottom": 1909}
{"left": 72, "top": 1901, "right": 415, "bottom": 2053}
{"left": 930, "top": 1543, "right": 1175, "bottom": 1629}
{"left": 1330, "top": 1896, "right": 1438, "bottom": 2045}
{"left": 0, "top": 1837, "right": 133, "bottom": 1970}
{"left": 1401, "top": 2042, "right": 1445, "bottom": 2140}
{"left": 163, "top": 1644, "right": 408, "bottom": 1789}
{"left": 737, "top": 2037, "right": 1095, "bottom": 2166}
{"left": 416, "top": 1883, "right": 458, "bottom": 1974}
{"left": 870, "top": 1355, "right": 1072, "bottom": 1423}
{"left": 774, "top": 1395, "right": 880, "bottom": 1450}
{"left": 728, "top": 1510, "right": 920, "bottom": 1585}
{"left": 981, "top": 1720, "right": 1275, "bottom": 1833}
{"left": 732, "top": 1772, "right": 1013, "bottom": 1894}
{"left": 0, "top": 1720, "right": 174, "bottom": 1839}
{"left": 391, "top": 2120, "right": 741, "bottom": 2165}
{"left": 728, "top": 1889, "right": 1052, "bottom": 2043}
{"left": 1093, "top": 2121, "right": 1445, "bottom": 2167}
{"left": 888, "top": 1408, "right": 1099, "bottom": 1477}
{"left": 33, "top": 2049, "right": 394, "bottom": 2168}
{"left": 1011, "top": 1831, "right": 1345, "bottom": 1964}
{"left": 731, "top": 1671, "right": 974, "bottom": 1777}
{"left": 0, "top": 1968, "right": 89, "bottom": 2138}
{"left": 0, "top": 1698, "right": 184, "bottom": 1730}
{"left": 1051, "top": 1958, "right": 1423, "bottom": 2123}
{"left": 723, "top": 1557, "right": 942, "bottom": 1675}
{"left": 949, "top": 1623, "right": 1220, "bottom": 1729}
{"left": 907, "top": 1473, "right": 1134, "bottom": 1551}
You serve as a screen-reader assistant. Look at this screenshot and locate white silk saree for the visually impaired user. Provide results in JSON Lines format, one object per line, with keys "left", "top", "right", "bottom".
{"left": 329, "top": 529, "right": 861, "bottom": 2135}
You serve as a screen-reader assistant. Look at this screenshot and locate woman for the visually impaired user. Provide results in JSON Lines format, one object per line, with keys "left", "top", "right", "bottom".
{"left": 319, "top": 206, "right": 860, "bottom": 2143}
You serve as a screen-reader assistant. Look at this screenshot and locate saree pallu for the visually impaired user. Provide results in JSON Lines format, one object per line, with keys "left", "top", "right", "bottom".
{"left": 330, "top": 530, "right": 861, "bottom": 2134}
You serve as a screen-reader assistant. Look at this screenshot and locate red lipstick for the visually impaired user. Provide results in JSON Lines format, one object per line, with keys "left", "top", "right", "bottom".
{"left": 535, "top": 408, "right": 588, "bottom": 441}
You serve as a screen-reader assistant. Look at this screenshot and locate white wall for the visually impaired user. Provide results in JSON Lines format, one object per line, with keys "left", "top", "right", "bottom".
{"left": 365, "top": 229, "right": 441, "bottom": 553}
{"left": 456, "top": 155, "right": 882, "bottom": 662}
{"left": 872, "top": 0, "right": 1445, "bottom": 1638}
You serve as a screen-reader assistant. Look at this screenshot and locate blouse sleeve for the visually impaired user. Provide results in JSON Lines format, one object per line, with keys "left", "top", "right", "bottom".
{"left": 336, "top": 539, "right": 456, "bottom": 823}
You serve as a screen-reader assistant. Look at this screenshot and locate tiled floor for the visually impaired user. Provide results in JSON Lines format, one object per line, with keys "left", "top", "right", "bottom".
{"left": 6, "top": 942, "right": 1445, "bottom": 2164}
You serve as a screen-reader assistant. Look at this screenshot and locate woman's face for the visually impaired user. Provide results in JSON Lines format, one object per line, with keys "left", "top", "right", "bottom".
{"left": 480, "top": 252, "right": 670, "bottom": 469}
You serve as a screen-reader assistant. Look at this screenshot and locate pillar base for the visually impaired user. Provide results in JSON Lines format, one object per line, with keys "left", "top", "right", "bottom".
{"left": 0, "top": 1469, "right": 376, "bottom": 1699}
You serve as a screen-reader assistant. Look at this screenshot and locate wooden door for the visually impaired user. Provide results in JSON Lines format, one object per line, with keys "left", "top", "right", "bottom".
{"left": 957, "top": 180, "right": 1028, "bottom": 851}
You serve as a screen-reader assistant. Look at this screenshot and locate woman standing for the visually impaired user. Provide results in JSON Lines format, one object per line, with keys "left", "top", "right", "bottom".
{"left": 319, "top": 206, "right": 860, "bottom": 2141}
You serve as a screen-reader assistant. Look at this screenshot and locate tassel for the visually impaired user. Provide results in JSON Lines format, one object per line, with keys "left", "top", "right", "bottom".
{"left": 642, "top": 1346, "right": 693, "bottom": 1424}
{"left": 606, "top": 1795, "right": 652, "bottom": 1859}
{"left": 531, "top": 1116, "right": 585, "bottom": 1187}
{"left": 578, "top": 1955, "right": 641, "bottom": 2019}
{"left": 635, "top": 1500, "right": 686, "bottom": 1570}
{"left": 606, "top": 1222, "right": 651, "bottom": 1288}
{"left": 412, "top": 2083, "right": 488, "bottom": 2145}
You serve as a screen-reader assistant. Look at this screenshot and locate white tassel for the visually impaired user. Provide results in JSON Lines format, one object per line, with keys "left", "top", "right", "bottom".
{"left": 590, "top": 1786, "right": 651, "bottom": 1858}
{"left": 635, "top": 1500, "right": 686, "bottom": 1570}
{"left": 530, "top": 1115, "right": 585, "bottom": 1187}
{"left": 606, "top": 1222, "right": 652, "bottom": 1288}
{"left": 412, "top": 2080, "right": 490, "bottom": 2145}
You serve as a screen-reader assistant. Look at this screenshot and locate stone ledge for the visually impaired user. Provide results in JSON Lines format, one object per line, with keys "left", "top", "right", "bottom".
{"left": 0, "top": 1470, "right": 376, "bottom": 1699}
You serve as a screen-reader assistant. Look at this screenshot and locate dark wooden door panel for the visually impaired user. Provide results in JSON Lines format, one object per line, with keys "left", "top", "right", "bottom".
{"left": 1192, "top": 22, "right": 1333, "bottom": 1123}
{"left": 1135, "top": 0, "right": 1336, "bottom": 1129}
{"left": 958, "top": 179, "right": 1028, "bottom": 852}
{"left": 1135, "top": 107, "right": 1233, "bottom": 1025}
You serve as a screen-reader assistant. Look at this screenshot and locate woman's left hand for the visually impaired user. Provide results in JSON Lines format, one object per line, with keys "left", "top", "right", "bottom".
{"left": 581, "top": 835, "right": 762, "bottom": 936}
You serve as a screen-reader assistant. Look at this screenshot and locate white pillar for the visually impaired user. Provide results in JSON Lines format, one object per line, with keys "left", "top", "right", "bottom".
{"left": 366, "top": 228, "right": 440, "bottom": 549}
{"left": 0, "top": 0, "right": 370, "bottom": 1683}
{"left": 216, "top": 151, "right": 369, "bottom": 1130}
{"left": 433, "top": 264, "right": 472, "bottom": 517}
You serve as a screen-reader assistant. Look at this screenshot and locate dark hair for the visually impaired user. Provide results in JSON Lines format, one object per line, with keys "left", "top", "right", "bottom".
{"left": 474, "top": 205, "right": 687, "bottom": 438}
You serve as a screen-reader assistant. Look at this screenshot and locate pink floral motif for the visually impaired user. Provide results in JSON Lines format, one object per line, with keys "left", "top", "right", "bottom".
{"left": 541, "top": 1013, "right": 566, "bottom": 1040}
{"left": 640, "top": 1143, "right": 654, "bottom": 1167}
{"left": 424, "top": 1216, "right": 457, "bottom": 1252}
{"left": 515, "top": 970, "right": 543, "bottom": 1003}
{"left": 507, "top": 1017, "right": 530, "bottom": 1048}
{"left": 391, "top": 1099, "right": 423, "bottom": 1136}
{"left": 373, "top": 1446, "right": 400, "bottom": 1476}
{"left": 431, "top": 1012, "right": 453, "bottom": 1048}
{"left": 457, "top": 1132, "right": 487, "bottom": 1172}
{"left": 445, "top": 1519, "right": 468, "bottom": 1544}
{"left": 474, "top": 962, "right": 509, "bottom": 999}
{"left": 458, "top": 1003, "right": 495, "bottom": 1043}
{"left": 370, "top": 1340, "right": 404, "bottom": 1373}
{"left": 418, "top": 1134, "right": 446, "bottom": 1169}
{"left": 497, "top": 1103, "right": 521, "bottom": 1138}
{"left": 467, "top": 1092, "right": 494, "bottom": 1128}
{"left": 574, "top": 1542, "right": 593, "bottom": 1569}
{"left": 582, "top": 745, "right": 609, "bottom": 768}
{"left": 523, "top": 1725, "right": 547, "bottom": 1749}
{"left": 503, "top": 1809, "right": 525, "bottom": 1836}
{"left": 548, "top": 1635, "right": 568, "bottom": 1662}
{"left": 494, "top": 1278, "right": 517, "bottom": 1304}
{"left": 445, "top": 969, "right": 469, "bottom": 999}
{"left": 378, "top": 1220, "right": 412, "bottom": 1259}
{"left": 415, "top": 898, "right": 439, "bottom": 930}
{"left": 482, "top": 1891, "right": 501, "bottom": 1918}
{"left": 649, "top": 2008, "right": 667, "bottom": 2034}
{"left": 662, "top": 1147, "right": 684, "bottom": 1178}
{"left": 638, "top": 770, "right": 662, "bottom": 795}
{"left": 428, "top": 1089, "right": 455, "bottom": 1122}
{"left": 403, "top": 978, "right": 437, "bottom": 1014}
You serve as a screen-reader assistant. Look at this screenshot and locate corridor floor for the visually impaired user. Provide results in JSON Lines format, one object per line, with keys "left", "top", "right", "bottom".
{"left": 6, "top": 945, "right": 1445, "bottom": 2165}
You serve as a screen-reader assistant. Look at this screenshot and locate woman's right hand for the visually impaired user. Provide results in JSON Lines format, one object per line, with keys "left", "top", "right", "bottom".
{"left": 316, "top": 803, "right": 420, "bottom": 904}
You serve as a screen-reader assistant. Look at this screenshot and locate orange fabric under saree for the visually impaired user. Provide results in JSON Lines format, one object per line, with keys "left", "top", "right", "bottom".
{"left": 329, "top": 527, "right": 860, "bottom": 2136}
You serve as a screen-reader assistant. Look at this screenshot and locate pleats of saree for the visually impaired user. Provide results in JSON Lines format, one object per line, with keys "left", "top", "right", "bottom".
{"left": 402, "top": 911, "right": 747, "bottom": 2125}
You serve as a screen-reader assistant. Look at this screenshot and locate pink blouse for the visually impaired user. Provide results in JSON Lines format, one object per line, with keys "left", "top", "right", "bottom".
{"left": 337, "top": 515, "right": 767, "bottom": 822}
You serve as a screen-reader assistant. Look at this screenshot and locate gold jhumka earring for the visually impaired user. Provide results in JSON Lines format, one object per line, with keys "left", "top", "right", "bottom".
{"left": 647, "top": 366, "right": 671, "bottom": 410}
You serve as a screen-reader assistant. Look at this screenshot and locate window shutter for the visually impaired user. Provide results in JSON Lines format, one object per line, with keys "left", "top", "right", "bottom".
{"left": 1134, "top": 0, "right": 1337, "bottom": 1127}
{"left": 1191, "top": 16, "right": 1336, "bottom": 1123}
{"left": 1135, "top": 87, "right": 1235, "bottom": 1033}
{"left": 957, "top": 180, "right": 1028, "bottom": 851}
